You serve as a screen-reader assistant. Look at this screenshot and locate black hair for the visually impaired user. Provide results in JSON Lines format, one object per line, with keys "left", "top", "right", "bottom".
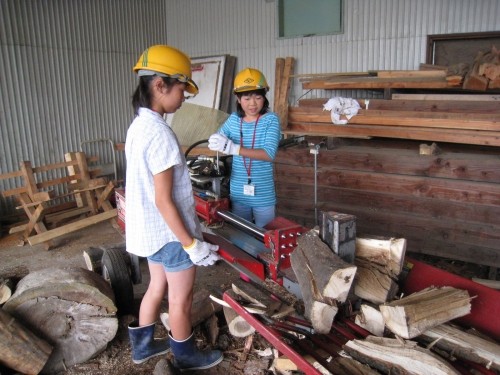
{"left": 235, "top": 88, "right": 269, "bottom": 118}
{"left": 132, "top": 75, "right": 179, "bottom": 115}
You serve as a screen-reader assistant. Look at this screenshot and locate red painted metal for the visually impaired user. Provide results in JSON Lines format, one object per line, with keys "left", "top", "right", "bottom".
{"left": 403, "top": 257, "right": 500, "bottom": 341}
{"left": 193, "top": 195, "right": 230, "bottom": 225}
{"left": 223, "top": 291, "right": 323, "bottom": 375}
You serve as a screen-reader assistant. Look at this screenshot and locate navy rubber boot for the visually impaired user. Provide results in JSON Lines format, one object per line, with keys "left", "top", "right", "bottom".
{"left": 128, "top": 321, "right": 170, "bottom": 364}
{"left": 169, "top": 331, "right": 223, "bottom": 371}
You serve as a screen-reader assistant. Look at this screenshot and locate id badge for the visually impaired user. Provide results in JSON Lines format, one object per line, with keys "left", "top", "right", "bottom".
{"left": 243, "top": 183, "right": 255, "bottom": 196}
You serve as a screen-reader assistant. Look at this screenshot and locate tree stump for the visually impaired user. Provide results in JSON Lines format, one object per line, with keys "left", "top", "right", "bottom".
{"left": 3, "top": 267, "right": 118, "bottom": 374}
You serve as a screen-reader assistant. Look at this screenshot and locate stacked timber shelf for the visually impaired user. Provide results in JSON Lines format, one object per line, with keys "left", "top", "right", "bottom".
{"left": 274, "top": 64, "right": 500, "bottom": 271}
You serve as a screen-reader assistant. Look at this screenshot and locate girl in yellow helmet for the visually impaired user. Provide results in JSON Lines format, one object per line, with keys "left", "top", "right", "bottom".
{"left": 125, "top": 45, "right": 223, "bottom": 371}
{"left": 208, "top": 68, "right": 281, "bottom": 227}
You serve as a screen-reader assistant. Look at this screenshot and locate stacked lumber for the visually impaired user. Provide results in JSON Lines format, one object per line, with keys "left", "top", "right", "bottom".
{"left": 301, "top": 69, "right": 462, "bottom": 90}
{"left": 286, "top": 99, "right": 500, "bottom": 147}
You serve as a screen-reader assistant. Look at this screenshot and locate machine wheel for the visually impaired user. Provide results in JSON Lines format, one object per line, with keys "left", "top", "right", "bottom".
{"left": 101, "top": 247, "right": 134, "bottom": 314}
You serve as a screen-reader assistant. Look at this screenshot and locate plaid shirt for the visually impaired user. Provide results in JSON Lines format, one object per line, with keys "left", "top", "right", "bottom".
{"left": 124, "top": 108, "right": 201, "bottom": 257}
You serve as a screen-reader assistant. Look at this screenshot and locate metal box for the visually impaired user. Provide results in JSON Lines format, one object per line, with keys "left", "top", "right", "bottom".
{"left": 319, "top": 211, "right": 356, "bottom": 263}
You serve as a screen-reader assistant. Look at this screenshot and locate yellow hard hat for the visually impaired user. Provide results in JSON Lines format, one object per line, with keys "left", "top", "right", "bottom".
{"left": 133, "top": 45, "right": 198, "bottom": 95}
{"left": 233, "top": 68, "right": 269, "bottom": 93}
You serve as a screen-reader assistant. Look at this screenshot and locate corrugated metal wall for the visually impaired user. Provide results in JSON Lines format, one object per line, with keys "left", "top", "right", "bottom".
{"left": 167, "top": 0, "right": 500, "bottom": 105}
{"left": 0, "top": 0, "right": 168, "bottom": 215}
{"left": 1, "top": 0, "right": 499, "bottom": 216}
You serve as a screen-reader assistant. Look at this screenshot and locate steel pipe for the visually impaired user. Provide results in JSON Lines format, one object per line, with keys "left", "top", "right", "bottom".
{"left": 216, "top": 210, "right": 266, "bottom": 239}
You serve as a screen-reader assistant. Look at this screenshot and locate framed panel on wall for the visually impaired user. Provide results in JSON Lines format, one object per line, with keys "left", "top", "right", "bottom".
{"left": 277, "top": 0, "right": 343, "bottom": 38}
{"left": 426, "top": 31, "right": 500, "bottom": 66}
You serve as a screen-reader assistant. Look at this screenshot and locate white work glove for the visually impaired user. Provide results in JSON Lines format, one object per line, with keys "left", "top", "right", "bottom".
{"left": 183, "top": 238, "right": 220, "bottom": 266}
{"left": 208, "top": 133, "right": 240, "bottom": 156}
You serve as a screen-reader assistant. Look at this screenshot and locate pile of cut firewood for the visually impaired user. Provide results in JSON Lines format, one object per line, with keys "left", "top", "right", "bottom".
{"left": 213, "top": 213, "right": 500, "bottom": 374}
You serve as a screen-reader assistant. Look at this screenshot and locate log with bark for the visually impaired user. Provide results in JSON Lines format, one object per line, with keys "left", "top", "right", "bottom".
{"left": 329, "top": 356, "right": 380, "bottom": 375}
{"left": 223, "top": 303, "right": 256, "bottom": 338}
{"left": 343, "top": 336, "right": 460, "bottom": 375}
{"left": 3, "top": 267, "right": 118, "bottom": 374}
{"left": 0, "top": 308, "right": 53, "bottom": 375}
{"left": 379, "top": 286, "right": 471, "bottom": 339}
{"left": 353, "top": 236, "right": 406, "bottom": 304}
{"left": 418, "top": 323, "right": 500, "bottom": 371}
{"left": 290, "top": 229, "right": 357, "bottom": 334}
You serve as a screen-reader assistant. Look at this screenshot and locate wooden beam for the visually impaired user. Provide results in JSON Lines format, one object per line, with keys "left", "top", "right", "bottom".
{"left": 303, "top": 76, "right": 450, "bottom": 90}
{"left": 284, "top": 122, "right": 500, "bottom": 147}
{"left": 27, "top": 209, "right": 117, "bottom": 246}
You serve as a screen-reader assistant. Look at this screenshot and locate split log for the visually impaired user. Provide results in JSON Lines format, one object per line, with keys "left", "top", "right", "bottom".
{"left": 232, "top": 279, "right": 282, "bottom": 314}
{"left": 379, "top": 286, "right": 471, "bottom": 339}
{"left": 160, "top": 289, "right": 222, "bottom": 331}
{"left": 291, "top": 230, "right": 357, "bottom": 333}
{"left": 329, "top": 356, "right": 380, "bottom": 375}
{"left": 354, "top": 304, "right": 385, "bottom": 337}
{"left": 272, "top": 355, "right": 332, "bottom": 375}
{"left": 294, "top": 230, "right": 357, "bottom": 302}
{"left": 344, "top": 336, "right": 460, "bottom": 375}
{"left": 354, "top": 236, "right": 406, "bottom": 304}
{"left": 223, "top": 304, "right": 255, "bottom": 338}
{"left": 418, "top": 323, "right": 500, "bottom": 371}
{"left": 82, "top": 246, "right": 104, "bottom": 273}
{"left": 0, "top": 279, "right": 14, "bottom": 304}
{"left": 0, "top": 308, "right": 53, "bottom": 375}
{"left": 3, "top": 267, "right": 118, "bottom": 374}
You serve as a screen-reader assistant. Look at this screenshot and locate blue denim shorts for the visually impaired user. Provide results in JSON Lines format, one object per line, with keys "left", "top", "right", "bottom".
{"left": 147, "top": 241, "right": 193, "bottom": 272}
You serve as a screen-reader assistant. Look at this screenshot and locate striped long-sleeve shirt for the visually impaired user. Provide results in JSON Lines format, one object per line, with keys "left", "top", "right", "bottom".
{"left": 219, "top": 112, "right": 281, "bottom": 207}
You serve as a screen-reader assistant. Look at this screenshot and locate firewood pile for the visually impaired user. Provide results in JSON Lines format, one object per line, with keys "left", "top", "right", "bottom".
{"left": 214, "top": 216, "right": 500, "bottom": 375}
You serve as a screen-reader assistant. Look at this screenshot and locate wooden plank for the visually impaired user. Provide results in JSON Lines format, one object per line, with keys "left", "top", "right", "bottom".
{"left": 289, "top": 107, "right": 500, "bottom": 131}
{"left": 0, "top": 170, "right": 23, "bottom": 180}
{"left": 20, "top": 161, "right": 38, "bottom": 197}
{"left": 302, "top": 76, "right": 450, "bottom": 90}
{"left": 284, "top": 122, "right": 500, "bottom": 147}
{"left": 376, "top": 70, "right": 446, "bottom": 78}
{"left": 276, "top": 197, "right": 500, "bottom": 267}
{"left": 32, "top": 159, "right": 77, "bottom": 173}
{"left": 365, "top": 99, "right": 500, "bottom": 114}
{"left": 391, "top": 93, "right": 500, "bottom": 101}
{"left": 274, "top": 57, "right": 285, "bottom": 109}
{"left": 2, "top": 186, "right": 28, "bottom": 198}
{"left": 275, "top": 145, "right": 500, "bottom": 183}
{"left": 275, "top": 163, "right": 500, "bottom": 206}
{"left": 275, "top": 57, "right": 294, "bottom": 129}
{"left": 276, "top": 181, "right": 500, "bottom": 225}
{"left": 27, "top": 209, "right": 117, "bottom": 246}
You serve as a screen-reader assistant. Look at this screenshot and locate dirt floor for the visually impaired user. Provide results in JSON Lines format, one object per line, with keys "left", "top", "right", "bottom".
{"left": 0, "top": 221, "right": 273, "bottom": 375}
{"left": 0, "top": 220, "right": 496, "bottom": 375}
